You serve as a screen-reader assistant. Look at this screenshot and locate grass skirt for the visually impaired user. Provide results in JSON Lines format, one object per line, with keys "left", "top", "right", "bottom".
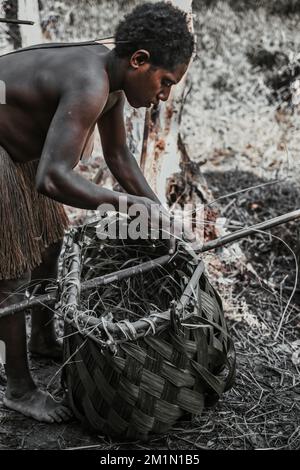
{"left": 0, "top": 145, "right": 69, "bottom": 280}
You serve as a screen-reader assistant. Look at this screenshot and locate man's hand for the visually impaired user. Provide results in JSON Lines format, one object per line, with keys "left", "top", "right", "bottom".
{"left": 138, "top": 198, "right": 201, "bottom": 255}
{"left": 138, "top": 197, "right": 174, "bottom": 252}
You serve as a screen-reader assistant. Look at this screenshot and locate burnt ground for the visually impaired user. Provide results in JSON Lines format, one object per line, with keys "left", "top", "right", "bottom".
{"left": 197, "top": 171, "right": 300, "bottom": 450}
{"left": 1, "top": 170, "right": 300, "bottom": 450}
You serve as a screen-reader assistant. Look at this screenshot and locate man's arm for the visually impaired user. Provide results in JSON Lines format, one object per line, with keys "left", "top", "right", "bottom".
{"left": 98, "top": 92, "right": 184, "bottom": 254}
{"left": 98, "top": 92, "right": 161, "bottom": 205}
{"left": 36, "top": 84, "right": 139, "bottom": 211}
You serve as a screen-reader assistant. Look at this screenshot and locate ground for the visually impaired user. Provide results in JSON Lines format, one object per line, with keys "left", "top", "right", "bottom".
{"left": 1, "top": 172, "right": 300, "bottom": 450}
{"left": 0, "top": 0, "right": 300, "bottom": 450}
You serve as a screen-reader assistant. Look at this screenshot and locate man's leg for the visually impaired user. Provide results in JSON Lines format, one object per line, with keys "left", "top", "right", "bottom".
{"left": 29, "top": 240, "right": 63, "bottom": 360}
{"left": 0, "top": 271, "right": 72, "bottom": 422}
{"left": 0, "top": 272, "right": 35, "bottom": 393}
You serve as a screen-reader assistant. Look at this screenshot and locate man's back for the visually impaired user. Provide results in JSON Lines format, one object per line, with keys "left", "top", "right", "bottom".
{"left": 0, "top": 43, "right": 110, "bottom": 163}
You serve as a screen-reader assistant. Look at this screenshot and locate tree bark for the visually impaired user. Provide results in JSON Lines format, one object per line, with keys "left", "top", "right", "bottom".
{"left": 3, "top": 0, "right": 22, "bottom": 49}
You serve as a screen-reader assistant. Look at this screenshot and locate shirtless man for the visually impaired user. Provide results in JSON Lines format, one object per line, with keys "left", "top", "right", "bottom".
{"left": 0, "top": 2, "right": 194, "bottom": 422}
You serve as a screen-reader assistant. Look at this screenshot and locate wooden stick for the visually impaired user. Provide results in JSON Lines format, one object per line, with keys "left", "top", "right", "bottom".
{"left": 0, "top": 254, "right": 171, "bottom": 320}
{"left": 70, "top": 261, "right": 205, "bottom": 336}
{"left": 0, "top": 18, "right": 34, "bottom": 25}
{"left": 199, "top": 208, "right": 300, "bottom": 253}
{"left": 0, "top": 292, "right": 56, "bottom": 320}
{"left": 83, "top": 253, "right": 171, "bottom": 291}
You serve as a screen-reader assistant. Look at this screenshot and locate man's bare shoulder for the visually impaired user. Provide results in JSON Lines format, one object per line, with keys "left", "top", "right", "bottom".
{"left": 52, "top": 45, "right": 110, "bottom": 95}
{"left": 1, "top": 43, "right": 110, "bottom": 103}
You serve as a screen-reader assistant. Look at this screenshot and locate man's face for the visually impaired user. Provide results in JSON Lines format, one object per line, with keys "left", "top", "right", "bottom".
{"left": 124, "top": 56, "right": 188, "bottom": 108}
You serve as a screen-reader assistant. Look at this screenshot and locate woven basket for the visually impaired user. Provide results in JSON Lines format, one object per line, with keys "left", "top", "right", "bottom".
{"left": 58, "top": 222, "right": 236, "bottom": 440}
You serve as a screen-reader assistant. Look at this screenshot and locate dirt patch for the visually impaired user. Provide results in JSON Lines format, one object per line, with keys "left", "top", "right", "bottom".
{"left": 197, "top": 170, "right": 300, "bottom": 449}
{"left": 205, "top": 170, "right": 300, "bottom": 294}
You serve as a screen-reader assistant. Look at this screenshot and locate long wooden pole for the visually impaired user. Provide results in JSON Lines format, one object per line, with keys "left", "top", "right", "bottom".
{"left": 0, "top": 209, "right": 299, "bottom": 319}
{"left": 0, "top": 18, "right": 34, "bottom": 25}
{"left": 0, "top": 254, "right": 171, "bottom": 320}
{"left": 200, "top": 208, "right": 300, "bottom": 253}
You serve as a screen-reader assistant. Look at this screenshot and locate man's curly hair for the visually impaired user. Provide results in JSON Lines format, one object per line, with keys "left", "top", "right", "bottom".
{"left": 114, "top": 2, "right": 195, "bottom": 70}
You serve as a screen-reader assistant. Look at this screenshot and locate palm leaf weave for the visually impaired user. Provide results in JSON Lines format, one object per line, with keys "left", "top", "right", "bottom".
{"left": 58, "top": 222, "right": 236, "bottom": 440}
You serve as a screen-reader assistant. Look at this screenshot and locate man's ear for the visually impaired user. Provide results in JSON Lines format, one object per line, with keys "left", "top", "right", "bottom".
{"left": 130, "top": 50, "right": 150, "bottom": 69}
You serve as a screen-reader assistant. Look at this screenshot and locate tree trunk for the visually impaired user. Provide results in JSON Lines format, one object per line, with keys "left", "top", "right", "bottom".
{"left": 17, "top": 0, "right": 42, "bottom": 47}
{"left": 2, "top": 0, "right": 42, "bottom": 50}
{"left": 3, "top": 0, "right": 22, "bottom": 49}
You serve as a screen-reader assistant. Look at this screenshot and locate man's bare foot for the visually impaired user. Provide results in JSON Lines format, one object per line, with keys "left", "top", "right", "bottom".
{"left": 3, "top": 388, "right": 72, "bottom": 423}
{"left": 28, "top": 337, "right": 63, "bottom": 361}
